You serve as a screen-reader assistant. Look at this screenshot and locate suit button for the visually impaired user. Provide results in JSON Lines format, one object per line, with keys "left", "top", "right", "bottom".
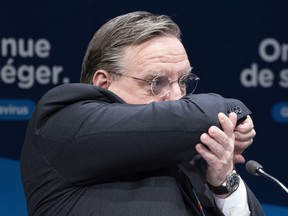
{"left": 228, "top": 106, "right": 242, "bottom": 114}
{"left": 234, "top": 106, "right": 242, "bottom": 114}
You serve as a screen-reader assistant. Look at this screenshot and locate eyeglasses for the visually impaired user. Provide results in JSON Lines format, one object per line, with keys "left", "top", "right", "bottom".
{"left": 109, "top": 71, "right": 200, "bottom": 97}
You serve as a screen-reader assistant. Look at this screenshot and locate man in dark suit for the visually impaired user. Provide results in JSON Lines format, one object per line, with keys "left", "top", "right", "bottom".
{"left": 21, "top": 11, "right": 264, "bottom": 215}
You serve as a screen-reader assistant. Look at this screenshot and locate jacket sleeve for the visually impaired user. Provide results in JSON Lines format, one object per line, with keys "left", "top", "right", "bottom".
{"left": 31, "top": 84, "right": 252, "bottom": 185}
{"left": 246, "top": 185, "right": 265, "bottom": 215}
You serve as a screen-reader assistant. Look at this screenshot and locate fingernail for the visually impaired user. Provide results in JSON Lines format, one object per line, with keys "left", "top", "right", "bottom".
{"left": 218, "top": 112, "right": 225, "bottom": 120}
{"left": 201, "top": 133, "right": 207, "bottom": 140}
{"left": 209, "top": 126, "right": 216, "bottom": 134}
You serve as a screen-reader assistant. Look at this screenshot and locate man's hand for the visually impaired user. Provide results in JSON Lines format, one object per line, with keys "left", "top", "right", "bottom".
{"left": 195, "top": 112, "right": 237, "bottom": 186}
{"left": 234, "top": 115, "right": 256, "bottom": 164}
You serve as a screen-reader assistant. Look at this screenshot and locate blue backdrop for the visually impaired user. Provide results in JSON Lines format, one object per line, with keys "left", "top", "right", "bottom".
{"left": 0, "top": 0, "right": 287, "bottom": 215}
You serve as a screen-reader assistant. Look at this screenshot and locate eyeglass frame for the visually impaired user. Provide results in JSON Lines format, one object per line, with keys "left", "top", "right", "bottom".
{"left": 108, "top": 71, "right": 200, "bottom": 97}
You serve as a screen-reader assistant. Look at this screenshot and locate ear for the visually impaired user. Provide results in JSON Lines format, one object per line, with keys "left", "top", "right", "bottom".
{"left": 92, "top": 70, "right": 112, "bottom": 89}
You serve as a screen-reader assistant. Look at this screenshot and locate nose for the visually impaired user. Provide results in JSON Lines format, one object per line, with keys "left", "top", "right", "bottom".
{"left": 164, "top": 82, "right": 183, "bottom": 101}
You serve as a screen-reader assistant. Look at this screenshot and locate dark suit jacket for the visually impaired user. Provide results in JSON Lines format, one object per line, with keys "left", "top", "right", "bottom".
{"left": 20, "top": 84, "right": 264, "bottom": 215}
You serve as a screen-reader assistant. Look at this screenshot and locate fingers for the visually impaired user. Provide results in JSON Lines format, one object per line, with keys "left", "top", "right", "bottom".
{"left": 197, "top": 113, "right": 236, "bottom": 159}
{"left": 234, "top": 138, "right": 254, "bottom": 154}
{"left": 205, "top": 113, "right": 236, "bottom": 150}
{"left": 220, "top": 112, "right": 237, "bottom": 137}
{"left": 197, "top": 130, "right": 228, "bottom": 161}
{"left": 234, "top": 115, "right": 256, "bottom": 156}
{"left": 233, "top": 154, "right": 246, "bottom": 164}
{"left": 197, "top": 114, "right": 255, "bottom": 172}
{"left": 196, "top": 113, "right": 236, "bottom": 185}
{"left": 234, "top": 129, "right": 256, "bottom": 142}
{"left": 196, "top": 113, "right": 235, "bottom": 162}
{"left": 235, "top": 115, "right": 254, "bottom": 134}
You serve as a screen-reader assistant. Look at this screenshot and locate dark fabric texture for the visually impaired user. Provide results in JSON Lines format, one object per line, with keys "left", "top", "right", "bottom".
{"left": 20, "top": 83, "right": 264, "bottom": 215}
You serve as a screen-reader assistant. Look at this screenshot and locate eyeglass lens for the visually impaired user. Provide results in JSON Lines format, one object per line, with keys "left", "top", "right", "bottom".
{"left": 151, "top": 73, "right": 199, "bottom": 97}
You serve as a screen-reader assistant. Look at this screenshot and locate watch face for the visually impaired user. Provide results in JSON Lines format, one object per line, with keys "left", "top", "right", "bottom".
{"left": 227, "top": 173, "right": 240, "bottom": 192}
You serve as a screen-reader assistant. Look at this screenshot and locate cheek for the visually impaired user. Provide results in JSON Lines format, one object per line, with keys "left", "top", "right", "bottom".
{"left": 108, "top": 80, "right": 157, "bottom": 104}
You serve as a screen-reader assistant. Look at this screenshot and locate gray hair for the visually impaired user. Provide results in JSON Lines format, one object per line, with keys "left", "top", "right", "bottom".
{"left": 80, "top": 11, "right": 181, "bottom": 83}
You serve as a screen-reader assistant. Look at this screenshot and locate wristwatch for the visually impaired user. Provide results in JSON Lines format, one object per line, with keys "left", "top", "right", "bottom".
{"left": 207, "top": 169, "right": 240, "bottom": 195}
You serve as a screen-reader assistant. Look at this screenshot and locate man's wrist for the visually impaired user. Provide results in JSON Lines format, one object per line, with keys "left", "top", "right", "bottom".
{"left": 213, "top": 177, "right": 251, "bottom": 215}
{"left": 207, "top": 169, "right": 240, "bottom": 196}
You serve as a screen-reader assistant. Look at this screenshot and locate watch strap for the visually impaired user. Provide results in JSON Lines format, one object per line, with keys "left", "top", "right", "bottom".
{"left": 207, "top": 169, "right": 240, "bottom": 195}
{"left": 207, "top": 182, "right": 229, "bottom": 194}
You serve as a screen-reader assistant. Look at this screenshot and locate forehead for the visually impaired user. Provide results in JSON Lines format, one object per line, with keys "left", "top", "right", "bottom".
{"left": 122, "top": 36, "right": 191, "bottom": 77}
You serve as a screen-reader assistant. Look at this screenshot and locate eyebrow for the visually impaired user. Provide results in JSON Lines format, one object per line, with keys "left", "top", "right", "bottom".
{"left": 143, "top": 66, "right": 193, "bottom": 80}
